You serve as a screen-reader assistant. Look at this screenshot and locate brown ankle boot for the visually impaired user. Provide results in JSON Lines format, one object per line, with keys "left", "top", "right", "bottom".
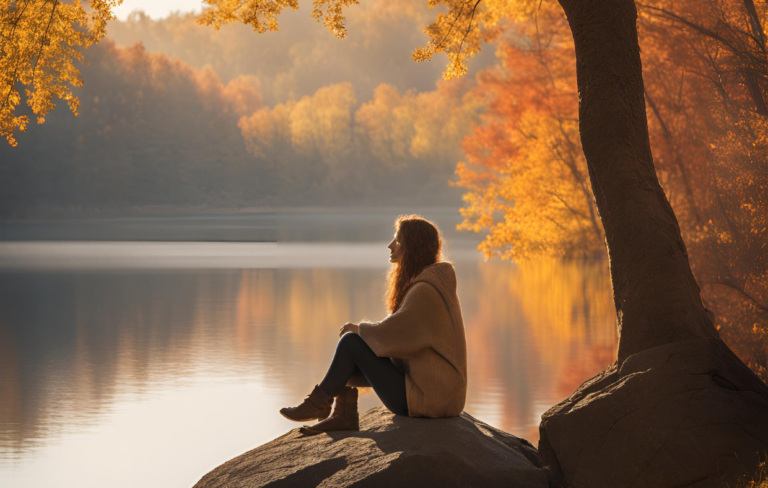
{"left": 300, "top": 386, "right": 360, "bottom": 434}
{"left": 280, "top": 384, "right": 333, "bottom": 422}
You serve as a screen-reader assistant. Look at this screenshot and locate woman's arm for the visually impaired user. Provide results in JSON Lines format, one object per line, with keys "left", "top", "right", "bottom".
{"left": 357, "top": 282, "right": 442, "bottom": 358}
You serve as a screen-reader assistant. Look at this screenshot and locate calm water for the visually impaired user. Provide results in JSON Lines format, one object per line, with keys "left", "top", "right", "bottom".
{"left": 0, "top": 209, "right": 617, "bottom": 488}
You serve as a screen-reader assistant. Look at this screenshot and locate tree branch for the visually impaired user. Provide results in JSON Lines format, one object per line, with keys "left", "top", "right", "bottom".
{"left": 644, "top": 85, "right": 704, "bottom": 224}
{"left": 31, "top": 0, "right": 59, "bottom": 83}
{"left": 455, "top": 0, "right": 483, "bottom": 58}
{"left": 706, "top": 280, "right": 768, "bottom": 314}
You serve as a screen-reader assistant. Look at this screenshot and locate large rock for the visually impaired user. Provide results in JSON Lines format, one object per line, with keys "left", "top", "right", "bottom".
{"left": 539, "top": 338, "right": 768, "bottom": 487}
{"left": 194, "top": 406, "right": 548, "bottom": 488}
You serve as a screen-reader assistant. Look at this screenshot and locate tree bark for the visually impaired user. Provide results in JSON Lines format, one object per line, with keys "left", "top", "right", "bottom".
{"left": 556, "top": 0, "right": 718, "bottom": 364}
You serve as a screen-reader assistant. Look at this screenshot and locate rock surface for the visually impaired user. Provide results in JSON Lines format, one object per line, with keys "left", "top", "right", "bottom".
{"left": 539, "top": 338, "right": 768, "bottom": 487}
{"left": 194, "top": 406, "right": 548, "bottom": 488}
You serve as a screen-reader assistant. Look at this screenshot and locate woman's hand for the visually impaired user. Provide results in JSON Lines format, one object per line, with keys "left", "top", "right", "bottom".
{"left": 339, "top": 322, "right": 360, "bottom": 337}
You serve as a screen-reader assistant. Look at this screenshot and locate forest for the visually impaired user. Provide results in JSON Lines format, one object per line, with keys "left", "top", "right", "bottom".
{"left": 453, "top": 1, "right": 768, "bottom": 385}
{"left": 0, "top": 4, "right": 490, "bottom": 213}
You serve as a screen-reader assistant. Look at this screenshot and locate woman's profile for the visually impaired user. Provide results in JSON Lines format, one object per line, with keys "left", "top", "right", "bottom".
{"left": 280, "top": 214, "right": 468, "bottom": 433}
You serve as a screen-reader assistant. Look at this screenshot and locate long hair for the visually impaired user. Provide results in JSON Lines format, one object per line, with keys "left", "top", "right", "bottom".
{"left": 385, "top": 214, "right": 444, "bottom": 314}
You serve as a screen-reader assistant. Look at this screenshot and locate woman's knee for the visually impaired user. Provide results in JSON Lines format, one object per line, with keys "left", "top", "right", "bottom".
{"left": 339, "top": 331, "right": 366, "bottom": 349}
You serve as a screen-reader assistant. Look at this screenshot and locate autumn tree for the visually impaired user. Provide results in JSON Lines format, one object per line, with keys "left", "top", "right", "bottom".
{"left": 511, "top": 0, "right": 766, "bottom": 484}
{"left": 452, "top": 8, "right": 604, "bottom": 261}
{"left": 638, "top": 0, "right": 768, "bottom": 379}
{"left": 1, "top": 0, "right": 122, "bottom": 146}
{"left": 454, "top": 0, "right": 768, "bottom": 379}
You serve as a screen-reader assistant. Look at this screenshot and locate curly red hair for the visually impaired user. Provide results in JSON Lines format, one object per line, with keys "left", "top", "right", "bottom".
{"left": 385, "top": 214, "right": 445, "bottom": 314}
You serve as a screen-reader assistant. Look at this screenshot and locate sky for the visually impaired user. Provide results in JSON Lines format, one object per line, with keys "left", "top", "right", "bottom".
{"left": 113, "top": 0, "right": 201, "bottom": 20}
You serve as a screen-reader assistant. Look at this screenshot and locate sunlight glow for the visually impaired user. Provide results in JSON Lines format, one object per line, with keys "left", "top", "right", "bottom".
{"left": 113, "top": 2, "right": 202, "bottom": 21}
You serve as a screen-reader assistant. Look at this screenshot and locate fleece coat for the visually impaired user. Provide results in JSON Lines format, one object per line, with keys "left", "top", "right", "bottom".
{"left": 358, "top": 261, "right": 468, "bottom": 418}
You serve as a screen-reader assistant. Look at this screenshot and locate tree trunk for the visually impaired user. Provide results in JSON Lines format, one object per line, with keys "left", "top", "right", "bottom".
{"left": 537, "top": 2, "right": 768, "bottom": 487}
{"left": 557, "top": 0, "right": 718, "bottom": 365}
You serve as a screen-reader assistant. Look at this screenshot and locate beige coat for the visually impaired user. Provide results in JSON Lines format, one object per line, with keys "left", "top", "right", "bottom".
{"left": 358, "top": 261, "right": 468, "bottom": 417}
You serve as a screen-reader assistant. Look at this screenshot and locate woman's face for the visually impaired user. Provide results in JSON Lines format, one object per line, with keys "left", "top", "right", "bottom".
{"left": 388, "top": 231, "right": 405, "bottom": 264}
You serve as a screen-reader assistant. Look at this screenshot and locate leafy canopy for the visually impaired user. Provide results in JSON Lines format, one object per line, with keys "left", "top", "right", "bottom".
{"left": 1, "top": 0, "right": 122, "bottom": 146}
{"left": 198, "top": 0, "right": 542, "bottom": 78}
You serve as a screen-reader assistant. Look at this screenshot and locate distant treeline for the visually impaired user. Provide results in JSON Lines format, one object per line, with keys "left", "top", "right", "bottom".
{"left": 0, "top": 40, "right": 272, "bottom": 218}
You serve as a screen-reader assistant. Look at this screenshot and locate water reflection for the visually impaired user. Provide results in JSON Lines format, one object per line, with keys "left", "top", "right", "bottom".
{"left": 0, "top": 253, "right": 616, "bottom": 487}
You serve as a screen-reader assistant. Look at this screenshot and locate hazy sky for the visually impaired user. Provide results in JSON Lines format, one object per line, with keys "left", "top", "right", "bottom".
{"left": 114, "top": 1, "right": 201, "bottom": 20}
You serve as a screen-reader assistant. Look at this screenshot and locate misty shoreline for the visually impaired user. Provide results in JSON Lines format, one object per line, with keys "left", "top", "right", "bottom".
{"left": 0, "top": 241, "right": 491, "bottom": 270}
{"left": 0, "top": 207, "right": 486, "bottom": 246}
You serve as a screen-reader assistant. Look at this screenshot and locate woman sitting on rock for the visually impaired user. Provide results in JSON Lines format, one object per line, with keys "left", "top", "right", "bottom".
{"left": 280, "top": 214, "right": 468, "bottom": 433}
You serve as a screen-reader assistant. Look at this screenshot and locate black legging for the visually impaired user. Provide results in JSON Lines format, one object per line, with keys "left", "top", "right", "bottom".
{"left": 319, "top": 332, "right": 409, "bottom": 416}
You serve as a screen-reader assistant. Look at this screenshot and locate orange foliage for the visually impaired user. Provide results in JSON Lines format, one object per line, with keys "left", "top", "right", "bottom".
{"left": 237, "top": 82, "right": 358, "bottom": 172}
{"left": 452, "top": 10, "right": 604, "bottom": 261}
{"left": 354, "top": 80, "right": 483, "bottom": 165}
{"left": 111, "top": 42, "right": 264, "bottom": 117}
{"left": 454, "top": 0, "right": 768, "bottom": 376}
{"left": 238, "top": 79, "right": 481, "bottom": 167}
{"left": 639, "top": 0, "right": 768, "bottom": 376}
{"left": 236, "top": 79, "right": 483, "bottom": 200}
{"left": 412, "top": 0, "right": 542, "bottom": 79}
{"left": 198, "top": 0, "right": 360, "bottom": 40}
{"left": 1, "top": 0, "right": 122, "bottom": 146}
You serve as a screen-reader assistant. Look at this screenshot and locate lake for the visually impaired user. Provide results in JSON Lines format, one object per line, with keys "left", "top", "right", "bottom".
{"left": 0, "top": 208, "right": 617, "bottom": 487}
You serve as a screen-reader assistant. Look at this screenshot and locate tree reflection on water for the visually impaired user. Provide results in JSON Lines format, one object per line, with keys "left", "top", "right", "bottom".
{"left": 0, "top": 254, "right": 615, "bottom": 486}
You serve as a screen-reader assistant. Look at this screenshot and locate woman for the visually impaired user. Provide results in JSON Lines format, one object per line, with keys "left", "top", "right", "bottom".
{"left": 280, "top": 214, "right": 468, "bottom": 434}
